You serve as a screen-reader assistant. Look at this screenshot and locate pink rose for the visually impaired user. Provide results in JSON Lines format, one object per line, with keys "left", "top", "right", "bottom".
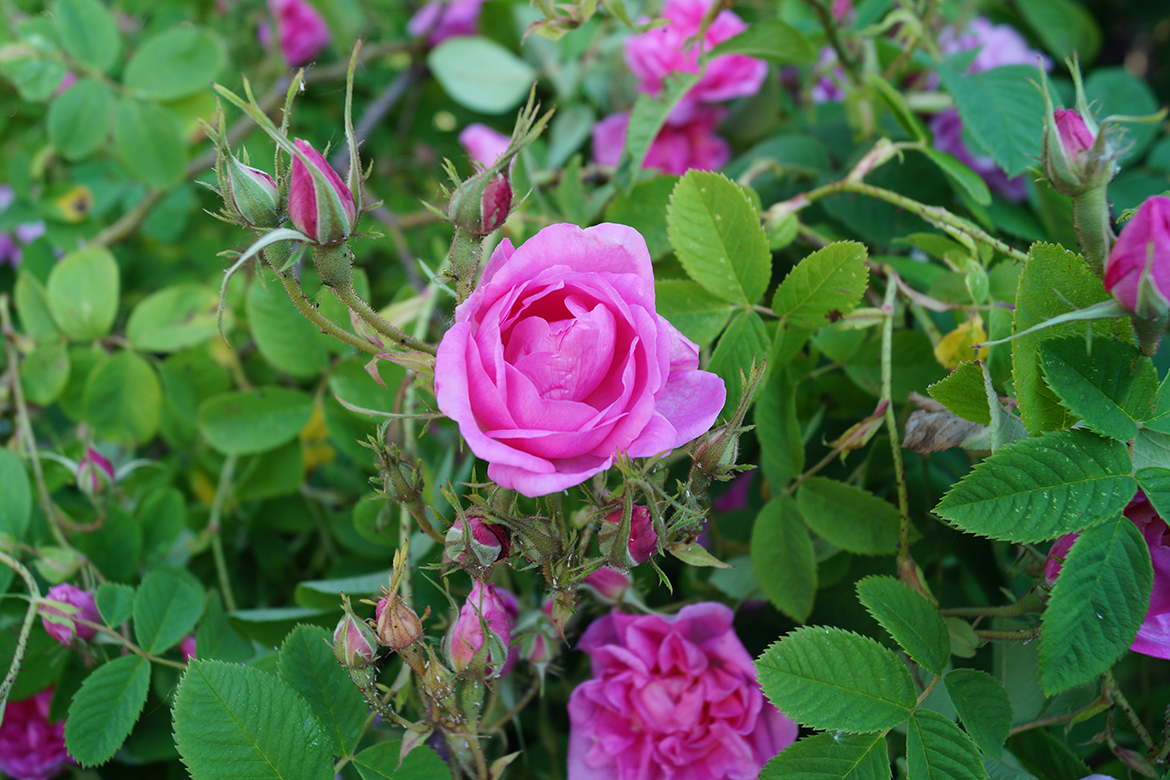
{"left": 929, "top": 109, "right": 1027, "bottom": 202}
{"left": 288, "top": 138, "right": 356, "bottom": 245}
{"left": 40, "top": 583, "right": 100, "bottom": 646}
{"left": 1054, "top": 108, "right": 1095, "bottom": 161}
{"left": 267, "top": 0, "right": 330, "bottom": 67}
{"left": 435, "top": 223, "right": 726, "bottom": 497}
{"left": 625, "top": 0, "right": 767, "bottom": 124}
{"left": 443, "top": 581, "right": 514, "bottom": 678}
{"left": 407, "top": 0, "right": 483, "bottom": 46}
{"left": 591, "top": 108, "right": 731, "bottom": 176}
{"left": 1104, "top": 196, "right": 1170, "bottom": 321}
{"left": 568, "top": 603, "right": 798, "bottom": 780}
{"left": 1046, "top": 494, "right": 1170, "bottom": 659}
{"left": 0, "top": 688, "right": 72, "bottom": 780}
{"left": 582, "top": 567, "right": 633, "bottom": 605}
{"left": 459, "top": 123, "right": 511, "bottom": 168}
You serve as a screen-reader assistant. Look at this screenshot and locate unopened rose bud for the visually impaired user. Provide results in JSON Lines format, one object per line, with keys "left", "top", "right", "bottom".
{"left": 376, "top": 595, "right": 424, "bottom": 652}
{"left": 76, "top": 446, "right": 115, "bottom": 499}
{"left": 443, "top": 582, "right": 512, "bottom": 679}
{"left": 40, "top": 583, "right": 99, "bottom": 645}
{"left": 180, "top": 636, "right": 198, "bottom": 663}
{"left": 448, "top": 167, "right": 513, "bottom": 237}
{"left": 288, "top": 138, "right": 356, "bottom": 245}
{"left": 445, "top": 516, "right": 511, "bottom": 574}
{"left": 333, "top": 604, "right": 378, "bottom": 668}
{"left": 226, "top": 155, "right": 280, "bottom": 229}
{"left": 1105, "top": 196, "right": 1170, "bottom": 322}
{"left": 581, "top": 567, "right": 631, "bottom": 605}
{"left": 481, "top": 174, "right": 511, "bottom": 233}
{"left": 1044, "top": 533, "right": 1078, "bottom": 587}
{"left": 599, "top": 505, "right": 658, "bottom": 565}
{"left": 1054, "top": 109, "right": 1094, "bottom": 160}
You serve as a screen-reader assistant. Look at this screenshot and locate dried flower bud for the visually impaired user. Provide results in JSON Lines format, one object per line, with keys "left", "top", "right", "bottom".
{"left": 288, "top": 138, "right": 356, "bottom": 245}
{"left": 226, "top": 155, "right": 280, "bottom": 229}
{"left": 40, "top": 583, "right": 99, "bottom": 645}
{"left": 376, "top": 595, "right": 424, "bottom": 652}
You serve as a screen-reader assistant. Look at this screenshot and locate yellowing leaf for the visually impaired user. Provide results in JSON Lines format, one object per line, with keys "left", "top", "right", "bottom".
{"left": 934, "top": 315, "right": 988, "bottom": 369}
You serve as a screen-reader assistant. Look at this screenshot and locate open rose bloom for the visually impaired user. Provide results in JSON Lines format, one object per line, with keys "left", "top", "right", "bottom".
{"left": 435, "top": 223, "right": 726, "bottom": 497}
{"left": 568, "top": 603, "right": 797, "bottom": 779}
{"left": 0, "top": 688, "right": 72, "bottom": 780}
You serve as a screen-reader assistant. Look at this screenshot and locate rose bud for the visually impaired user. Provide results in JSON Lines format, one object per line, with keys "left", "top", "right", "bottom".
{"left": 1104, "top": 196, "right": 1170, "bottom": 322}
{"left": 375, "top": 594, "right": 424, "bottom": 652}
{"left": 599, "top": 505, "right": 658, "bottom": 565}
{"left": 442, "top": 582, "right": 512, "bottom": 679}
{"left": 76, "top": 446, "right": 115, "bottom": 499}
{"left": 180, "top": 636, "right": 198, "bottom": 663}
{"left": 581, "top": 567, "right": 631, "bottom": 605}
{"left": 40, "top": 583, "right": 100, "bottom": 645}
{"left": 448, "top": 168, "right": 513, "bottom": 237}
{"left": 445, "top": 516, "right": 511, "bottom": 573}
{"left": 333, "top": 606, "right": 378, "bottom": 670}
{"left": 226, "top": 155, "right": 280, "bottom": 229}
{"left": 288, "top": 138, "right": 356, "bottom": 245}
{"left": 1055, "top": 108, "right": 1095, "bottom": 160}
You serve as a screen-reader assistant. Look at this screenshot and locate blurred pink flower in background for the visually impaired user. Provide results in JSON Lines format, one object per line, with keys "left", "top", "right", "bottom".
{"left": 582, "top": 567, "right": 632, "bottom": 605}
{"left": 591, "top": 108, "right": 730, "bottom": 175}
{"left": 928, "top": 109, "right": 1027, "bottom": 201}
{"left": 568, "top": 603, "right": 798, "bottom": 780}
{"left": 408, "top": 0, "right": 484, "bottom": 47}
{"left": 0, "top": 185, "right": 46, "bottom": 268}
{"left": 459, "top": 123, "right": 511, "bottom": 168}
{"left": 0, "top": 688, "right": 72, "bottom": 780}
{"left": 180, "top": 636, "right": 198, "bottom": 663}
{"left": 264, "top": 0, "right": 331, "bottom": 67}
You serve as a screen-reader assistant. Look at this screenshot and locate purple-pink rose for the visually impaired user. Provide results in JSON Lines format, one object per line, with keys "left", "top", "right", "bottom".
{"left": 435, "top": 223, "right": 726, "bottom": 497}
{"left": 929, "top": 108, "right": 1027, "bottom": 202}
{"left": 1054, "top": 108, "right": 1095, "bottom": 161}
{"left": 266, "top": 0, "right": 330, "bottom": 67}
{"left": 625, "top": 0, "right": 767, "bottom": 125}
{"left": 180, "top": 636, "right": 198, "bottom": 663}
{"left": 0, "top": 688, "right": 72, "bottom": 780}
{"left": 591, "top": 108, "right": 730, "bottom": 176}
{"left": 459, "top": 123, "right": 511, "bottom": 169}
{"left": 939, "top": 17, "right": 1051, "bottom": 74}
{"left": 568, "top": 603, "right": 798, "bottom": 780}
{"left": 1104, "top": 196, "right": 1170, "bottom": 321}
{"left": 40, "top": 583, "right": 99, "bottom": 646}
{"left": 1046, "top": 494, "right": 1170, "bottom": 659}
{"left": 407, "top": 0, "right": 483, "bottom": 47}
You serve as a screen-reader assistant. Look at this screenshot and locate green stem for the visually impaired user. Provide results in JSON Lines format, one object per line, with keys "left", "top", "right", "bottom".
{"left": 1009, "top": 692, "right": 1110, "bottom": 736}
{"left": 1105, "top": 669, "right": 1158, "bottom": 754}
{"left": 332, "top": 278, "right": 436, "bottom": 355}
{"left": 70, "top": 616, "right": 188, "bottom": 669}
{"left": 0, "top": 552, "right": 41, "bottom": 710}
{"left": 939, "top": 589, "right": 1047, "bottom": 619}
{"left": 974, "top": 628, "right": 1041, "bottom": 641}
{"left": 209, "top": 454, "right": 239, "bottom": 613}
{"left": 1070, "top": 185, "right": 1114, "bottom": 276}
{"left": 880, "top": 275, "right": 919, "bottom": 596}
{"left": 448, "top": 228, "right": 482, "bottom": 306}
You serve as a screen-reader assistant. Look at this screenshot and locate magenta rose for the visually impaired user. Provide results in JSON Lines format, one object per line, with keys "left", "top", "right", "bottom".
{"left": 459, "top": 123, "right": 511, "bottom": 168}
{"left": 1104, "top": 196, "right": 1170, "bottom": 321}
{"left": 625, "top": 0, "right": 767, "bottom": 125}
{"left": 40, "top": 583, "right": 100, "bottom": 646}
{"left": 407, "top": 0, "right": 483, "bottom": 46}
{"left": 591, "top": 108, "right": 730, "bottom": 176}
{"left": 0, "top": 688, "right": 72, "bottom": 780}
{"left": 435, "top": 223, "right": 726, "bottom": 497}
{"left": 568, "top": 603, "right": 798, "bottom": 780}
{"left": 266, "top": 0, "right": 330, "bottom": 67}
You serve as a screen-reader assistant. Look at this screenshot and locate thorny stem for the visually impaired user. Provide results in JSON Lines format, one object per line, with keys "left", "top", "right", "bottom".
{"left": 1104, "top": 669, "right": 1158, "bottom": 755}
{"left": 914, "top": 673, "right": 940, "bottom": 706}
{"left": 69, "top": 615, "right": 188, "bottom": 670}
{"left": 0, "top": 552, "right": 41, "bottom": 709}
{"left": 974, "top": 628, "right": 1041, "bottom": 641}
{"left": 209, "top": 454, "right": 239, "bottom": 613}
{"left": 271, "top": 263, "right": 381, "bottom": 355}
{"left": 333, "top": 280, "right": 437, "bottom": 355}
{"left": 939, "top": 589, "right": 1047, "bottom": 619}
{"left": 1009, "top": 691, "right": 1110, "bottom": 736}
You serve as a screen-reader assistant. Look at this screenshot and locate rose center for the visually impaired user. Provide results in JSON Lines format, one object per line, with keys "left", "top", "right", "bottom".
{"left": 504, "top": 295, "right": 617, "bottom": 402}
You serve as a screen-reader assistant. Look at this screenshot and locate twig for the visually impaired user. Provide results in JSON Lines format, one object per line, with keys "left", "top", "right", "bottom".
{"left": 485, "top": 677, "right": 542, "bottom": 733}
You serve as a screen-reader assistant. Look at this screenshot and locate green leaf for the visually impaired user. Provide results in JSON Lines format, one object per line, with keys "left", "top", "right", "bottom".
{"left": 796, "top": 477, "right": 901, "bottom": 555}
{"left": 173, "top": 659, "right": 334, "bottom": 780}
{"left": 49, "top": 78, "right": 114, "bottom": 160}
{"left": 235, "top": 440, "right": 305, "bottom": 501}
{"left": 138, "top": 487, "right": 187, "bottom": 561}
{"left": 1137, "top": 467, "right": 1170, "bottom": 520}
{"left": 929, "top": 362, "right": 991, "bottom": 425}
{"left": 53, "top": 0, "right": 120, "bottom": 72}
{"left": 655, "top": 279, "right": 732, "bottom": 347}
{"left": 278, "top": 625, "right": 367, "bottom": 756}
{"left": 47, "top": 246, "right": 119, "bottom": 341}
{"left": 906, "top": 709, "right": 989, "bottom": 780}
{"left": 1006, "top": 730, "right": 1091, "bottom": 780}
{"left": 133, "top": 569, "right": 204, "bottom": 654}
{"left": 1017, "top": 0, "right": 1101, "bottom": 64}
{"left": 751, "top": 497, "right": 816, "bottom": 622}
{"left": 760, "top": 732, "right": 890, "bottom": 780}
{"left": 1012, "top": 243, "right": 1131, "bottom": 435}
{"left": 127, "top": 284, "right": 223, "bottom": 353}
{"left": 114, "top": 99, "right": 186, "bottom": 190}
{"left": 198, "top": 387, "right": 313, "bottom": 455}
{"left": 620, "top": 72, "right": 701, "bottom": 180}
{"left": 1134, "top": 428, "right": 1170, "bottom": 471}
{"left": 937, "top": 64, "right": 1045, "bottom": 178}
{"left": 756, "top": 626, "right": 917, "bottom": 732}
{"left": 708, "top": 310, "right": 771, "bottom": 417}
{"left": 755, "top": 366, "right": 804, "bottom": 488}
{"left": 933, "top": 429, "right": 1135, "bottom": 543}
{"left": 856, "top": 576, "right": 950, "bottom": 674}
{"left": 65, "top": 655, "right": 150, "bottom": 767}
{"left": 1039, "top": 337, "right": 1157, "bottom": 441}
{"left": 707, "top": 18, "right": 816, "bottom": 64}
{"left": 95, "top": 583, "right": 135, "bottom": 628}
{"left": 21, "top": 341, "right": 70, "bottom": 406}
{"left": 75, "top": 505, "right": 142, "bottom": 583}
{"left": 1084, "top": 68, "right": 1160, "bottom": 163}
{"left": 772, "top": 241, "right": 869, "bottom": 329}
{"left": 427, "top": 36, "right": 535, "bottom": 115}
{"left": 15, "top": 271, "right": 60, "bottom": 340}
{"left": 123, "top": 26, "right": 225, "bottom": 100}
{"left": 0, "top": 449, "right": 32, "bottom": 542}
{"left": 1039, "top": 515, "right": 1153, "bottom": 694}
{"left": 246, "top": 274, "right": 331, "bottom": 377}
{"left": 919, "top": 147, "right": 992, "bottom": 206}
{"left": 846, "top": 330, "right": 946, "bottom": 402}
{"left": 667, "top": 170, "right": 771, "bottom": 305}
{"left": 195, "top": 591, "right": 253, "bottom": 662}
{"left": 353, "top": 740, "right": 452, "bottom": 780}
{"left": 84, "top": 350, "right": 162, "bottom": 445}
{"left": 605, "top": 176, "right": 679, "bottom": 260}
{"left": 294, "top": 572, "right": 391, "bottom": 610}
{"left": 943, "top": 669, "right": 1013, "bottom": 758}
{"left": 1144, "top": 374, "right": 1170, "bottom": 433}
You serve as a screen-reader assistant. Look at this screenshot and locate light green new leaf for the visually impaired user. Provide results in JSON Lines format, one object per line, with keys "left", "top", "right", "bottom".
{"left": 0, "top": 449, "right": 32, "bottom": 541}
{"left": 1017, "top": 0, "right": 1101, "bottom": 64}
{"left": 933, "top": 429, "right": 1135, "bottom": 543}
{"left": 943, "top": 669, "right": 1013, "bottom": 758}
{"left": 906, "top": 709, "right": 989, "bottom": 780}
{"left": 278, "top": 625, "right": 368, "bottom": 756}
{"left": 937, "top": 64, "right": 1045, "bottom": 178}
{"left": 760, "top": 732, "right": 890, "bottom": 780}
{"left": 173, "top": 660, "right": 333, "bottom": 780}
{"left": 1039, "top": 337, "right": 1157, "bottom": 441}
{"left": 655, "top": 279, "right": 732, "bottom": 347}
{"left": 797, "top": 477, "right": 901, "bottom": 555}
{"left": 756, "top": 626, "right": 917, "bottom": 732}
{"left": 47, "top": 246, "right": 119, "bottom": 341}
{"left": 856, "top": 576, "right": 950, "bottom": 674}
{"left": 65, "top": 655, "right": 150, "bottom": 767}
{"left": 123, "top": 27, "right": 226, "bottom": 100}
{"left": 133, "top": 569, "right": 204, "bottom": 654}
{"left": 15, "top": 271, "right": 60, "bottom": 340}
{"left": 667, "top": 170, "right": 771, "bottom": 305}
{"left": 1039, "top": 516, "right": 1153, "bottom": 694}
{"left": 198, "top": 387, "right": 313, "bottom": 455}
{"left": 128, "top": 285, "right": 224, "bottom": 353}
{"left": 751, "top": 498, "right": 816, "bottom": 622}
{"left": 772, "top": 242, "right": 869, "bottom": 330}
{"left": 84, "top": 351, "right": 162, "bottom": 445}
{"left": 427, "top": 37, "right": 535, "bottom": 115}
{"left": 114, "top": 99, "right": 186, "bottom": 190}
{"left": 353, "top": 740, "right": 452, "bottom": 780}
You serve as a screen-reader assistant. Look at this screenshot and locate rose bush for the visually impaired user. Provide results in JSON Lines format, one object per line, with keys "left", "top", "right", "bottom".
{"left": 434, "top": 223, "right": 726, "bottom": 497}
{"left": 567, "top": 602, "right": 797, "bottom": 780}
